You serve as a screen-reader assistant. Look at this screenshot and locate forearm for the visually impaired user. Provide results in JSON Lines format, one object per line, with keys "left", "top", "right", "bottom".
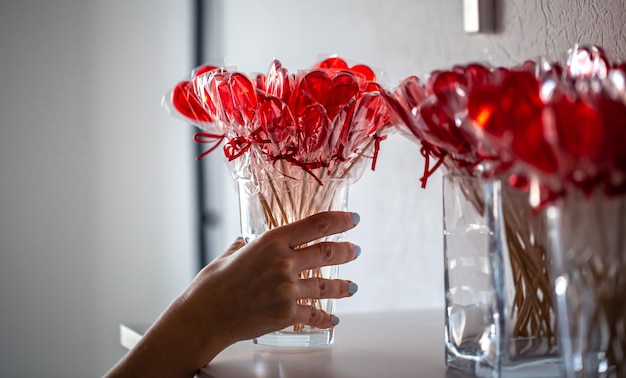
{"left": 105, "top": 297, "right": 231, "bottom": 378}
{"left": 105, "top": 212, "right": 359, "bottom": 376}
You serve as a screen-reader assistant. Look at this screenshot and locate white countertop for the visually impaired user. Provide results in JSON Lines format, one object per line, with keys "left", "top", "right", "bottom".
{"left": 121, "top": 309, "right": 470, "bottom": 378}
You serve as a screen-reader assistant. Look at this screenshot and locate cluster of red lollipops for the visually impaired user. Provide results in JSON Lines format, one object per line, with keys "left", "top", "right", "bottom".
{"left": 165, "top": 46, "right": 626, "bottom": 206}
{"left": 391, "top": 45, "right": 626, "bottom": 207}
{"left": 164, "top": 56, "right": 394, "bottom": 184}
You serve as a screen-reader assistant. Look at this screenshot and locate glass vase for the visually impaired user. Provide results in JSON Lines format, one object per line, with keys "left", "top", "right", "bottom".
{"left": 546, "top": 190, "right": 626, "bottom": 378}
{"left": 443, "top": 174, "right": 561, "bottom": 377}
{"left": 237, "top": 176, "right": 349, "bottom": 347}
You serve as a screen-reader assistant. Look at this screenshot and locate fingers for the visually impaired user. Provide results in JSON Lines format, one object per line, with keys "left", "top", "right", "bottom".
{"left": 295, "top": 242, "right": 360, "bottom": 271}
{"left": 284, "top": 278, "right": 358, "bottom": 330}
{"left": 293, "top": 305, "right": 340, "bottom": 329}
{"left": 297, "top": 277, "right": 358, "bottom": 300}
{"left": 271, "top": 211, "right": 360, "bottom": 248}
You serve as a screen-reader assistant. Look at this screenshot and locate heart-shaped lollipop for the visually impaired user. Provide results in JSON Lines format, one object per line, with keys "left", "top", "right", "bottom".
{"left": 171, "top": 81, "right": 212, "bottom": 123}
{"left": 299, "top": 103, "right": 330, "bottom": 158}
{"left": 229, "top": 72, "right": 258, "bottom": 126}
{"left": 326, "top": 72, "right": 359, "bottom": 120}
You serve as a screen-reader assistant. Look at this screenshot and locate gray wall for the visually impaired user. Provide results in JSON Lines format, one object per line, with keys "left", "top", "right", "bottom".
{"left": 0, "top": 0, "right": 624, "bottom": 376}
{"left": 0, "top": 1, "right": 195, "bottom": 376}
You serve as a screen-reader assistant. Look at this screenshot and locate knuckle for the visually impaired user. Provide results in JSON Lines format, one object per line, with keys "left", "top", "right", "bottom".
{"left": 260, "top": 226, "right": 280, "bottom": 239}
{"left": 316, "top": 277, "right": 328, "bottom": 297}
{"left": 254, "top": 230, "right": 272, "bottom": 245}
{"left": 274, "top": 256, "right": 295, "bottom": 275}
{"left": 308, "top": 307, "right": 321, "bottom": 325}
{"left": 318, "top": 243, "right": 334, "bottom": 262}
{"left": 314, "top": 217, "right": 332, "bottom": 235}
{"left": 256, "top": 232, "right": 283, "bottom": 250}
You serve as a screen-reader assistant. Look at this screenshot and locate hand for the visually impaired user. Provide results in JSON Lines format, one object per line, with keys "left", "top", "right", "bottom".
{"left": 194, "top": 210, "right": 361, "bottom": 343}
{"left": 105, "top": 211, "right": 360, "bottom": 378}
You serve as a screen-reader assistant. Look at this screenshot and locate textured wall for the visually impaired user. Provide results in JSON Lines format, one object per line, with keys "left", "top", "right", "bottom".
{"left": 377, "top": 0, "right": 626, "bottom": 79}
{"left": 213, "top": 0, "right": 626, "bottom": 313}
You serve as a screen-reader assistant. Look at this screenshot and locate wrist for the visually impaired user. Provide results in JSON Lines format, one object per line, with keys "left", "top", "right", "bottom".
{"left": 161, "top": 294, "right": 234, "bottom": 370}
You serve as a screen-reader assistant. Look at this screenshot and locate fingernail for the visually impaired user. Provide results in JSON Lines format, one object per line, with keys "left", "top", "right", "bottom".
{"left": 354, "top": 244, "right": 361, "bottom": 258}
{"left": 234, "top": 236, "right": 243, "bottom": 243}
{"left": 330, "top": 315, "right": 340, "bottom": 325}
{"left": 348, "top": 282, "right": 359, "bottom": 295}
{"left": 351, "top": 212, "right": 360, "bottom": 226}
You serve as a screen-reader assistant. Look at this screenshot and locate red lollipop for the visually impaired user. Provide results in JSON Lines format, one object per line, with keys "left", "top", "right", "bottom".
{"left": 327, "top": 99, "right": 356, "bottom": 161}
{"left": 300, "top": 70, "right": 332, "bottom": 106}
{"left": 346, "top": 92, "right": 385, "bottom": 152}
{"left": 350, "top": 64, "right": 376, "bottom": 83}
{"left": 326, "top": 72, "right": 359, "bottom": 120}
{"left": 428, "top": 70, "right": 468, "bottom": 115}
{"left": 201, "top": 72, "right": 233, "bottom": 124}
{"left": 299, "top": 103, "right": 330, "bottom": 159}
{"left": 551, "top": 92, "right": 603, "bottom": 164}
{"left": 266, "top": 60, "right": 293, "bottom": 103}
{"left": 257, "top": 96, "right": 296, "bottom": 149}
{"left": 428, "top": 71, "right": 467, "bottom": 99}
{"left": 469, "top": 71, "right": 558, "bottom": 174}
{"left": 463, "top": 63, "right": 492, "bottom": 89}
{"left": 314, "top": 56, "right": 349, "bottom": 70}
{"left": 171, "top": 80, "right": 212, "bottom": 123}
{"left": 193, "top": 64, "right": 219, "bottom": 79}
{"left": 395, "top": 76, "right": 428, "bottom": 112}
{"left": 293, "top": 70, "right": 332, "bottom": 116}
{"left": 419, "top": 100, "right": 473, "bottom": 158}
{"left": 229, "top": 72, "right": 258, "bottom": 125}
{"left": 254, "top": 73, "right": 267, "bottom": 92}
{"left": 548, "top": 93, "right": 603, "bottom": 192}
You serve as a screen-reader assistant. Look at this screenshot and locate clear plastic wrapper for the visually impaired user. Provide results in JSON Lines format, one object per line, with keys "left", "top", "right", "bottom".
{"left": 162, "top": 56, "right": 396, "bottom": 186}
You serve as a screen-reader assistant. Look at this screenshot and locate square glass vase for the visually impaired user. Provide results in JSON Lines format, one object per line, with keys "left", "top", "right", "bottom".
{"left": 442, "top": 174, "right": 561, "bottom": 377}
{"left": 546, "top": 191, "right": 626, "bottom": 378}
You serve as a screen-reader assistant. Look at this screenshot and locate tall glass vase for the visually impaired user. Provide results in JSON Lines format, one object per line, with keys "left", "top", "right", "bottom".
{"left": 443, "top": 174, "right": 561, "bottom": 377}
{"left": 237, "top": 176, "right": 349, "bottom": 347}
{"left": 546, "top": 191, "right": 626, "bottom": 378}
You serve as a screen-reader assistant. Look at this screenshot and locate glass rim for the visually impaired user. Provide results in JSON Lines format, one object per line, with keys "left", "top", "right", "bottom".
{"left": 442, "top": 172, "right": 503, "bottom": 182}
{"left": 236, "top": 176, "right": 350, "bottom": 184}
